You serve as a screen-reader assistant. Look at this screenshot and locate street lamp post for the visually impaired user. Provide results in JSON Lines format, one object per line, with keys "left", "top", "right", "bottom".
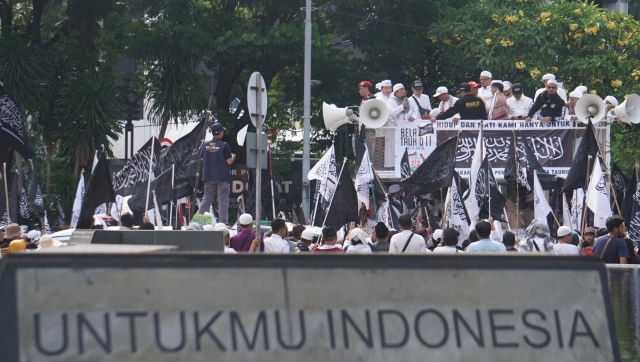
{"left": 302, "top": 0, "right": 312, "bottom": 223}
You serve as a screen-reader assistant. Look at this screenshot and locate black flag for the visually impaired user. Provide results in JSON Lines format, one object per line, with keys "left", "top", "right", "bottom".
{"left": 354, "top": 124, "right": 367, "bottom": 170}
{"left": 29, "top": 168, "right": 45, "bottom": 216}
{"left": 621, "top": 167, "right": 637, "bottom": 223}
{"left": 562, "top": 120, "right": 599, "bottom": 193}
{"left": 76, "top": 153, "right": 116, "bottom": 229}
{"left": 611, "top": 163, "right": 629, "bottom": 214}
{"left": 477, "top": 155, "right": 506, "bottom": 221}
{"left": 128, "top": 168, "right": 175, "bottom": 213}
{"left": 155, "top": 119, "right": 206, "bottom": 196}
{"left": 322, "top": 163, "right": 359, "bottom": 229}
{"left": 403, "top": 136, "right": 458, "bottom": 196}
{"left": 503, "top": 135, "right": 530, "bottom": 190}
{"left": 0, "top": 84, "right": 35, "bottom": 159}
{"left": 400, "top": 148, "right": 411, "bottom": 179}
{"left": 112, "top": 137, "right": 161, "bottom": 196}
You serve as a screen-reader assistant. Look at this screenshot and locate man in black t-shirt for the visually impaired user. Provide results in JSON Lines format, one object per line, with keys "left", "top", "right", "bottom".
{"left": 436, "top": 83, "right": 487, "bottom": 122}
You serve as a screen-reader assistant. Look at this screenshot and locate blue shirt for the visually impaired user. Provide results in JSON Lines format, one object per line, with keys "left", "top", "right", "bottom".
{"left": 466, "top": 238, "right": 507, "bottom": 253}
{"left": 592, "top": 234, "right": 629, "bottom": 263}
{"left": 201, "top": 138, "right": 232, "bottom": 182}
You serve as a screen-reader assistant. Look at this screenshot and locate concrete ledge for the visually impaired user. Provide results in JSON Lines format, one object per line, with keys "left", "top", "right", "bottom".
{"left": 0, "top": 255, "right": 624, "bottom": 362}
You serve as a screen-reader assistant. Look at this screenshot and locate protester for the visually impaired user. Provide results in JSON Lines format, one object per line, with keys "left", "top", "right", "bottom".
{"left": 196, "top": 123, "right": 236, "bottom": 226}
{"left": 389, "top": 214, "right": 428, "bottom": 253}
{"left": 465, "top": 220, "right": 506, "bottom": 252}
{"left": 230, "top": 213, "right": 258, "bottom": 252}
{"left": 552, "top": 226, "right": 581, "bottom": 255}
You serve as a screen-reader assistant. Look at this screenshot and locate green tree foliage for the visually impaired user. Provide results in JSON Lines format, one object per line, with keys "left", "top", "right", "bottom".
{"left": 428, "top": 0, "right": 640, "bottom": 169}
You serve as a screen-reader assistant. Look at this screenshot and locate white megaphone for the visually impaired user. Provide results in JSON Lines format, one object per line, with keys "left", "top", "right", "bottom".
{"left": 359, "top": 99, "right": 389, "bottom": 129}
{"left": 575, "top": 94, "right": 606, "bottom": 124}
{"left": 322, "top": 102, "right": 355, "bottom": 132}
{"left": 613, "top": 94, "right": 640, "bottom": 124}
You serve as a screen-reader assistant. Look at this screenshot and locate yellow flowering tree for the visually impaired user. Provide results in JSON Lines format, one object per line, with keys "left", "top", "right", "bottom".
{"left": 428, "top": 0, "right": 640, "bottom": 169}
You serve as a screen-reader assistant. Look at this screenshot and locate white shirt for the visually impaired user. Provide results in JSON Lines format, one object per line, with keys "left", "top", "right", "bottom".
{"left": 389, "top": 230, "right": 427, "bottom": 254}
{"left": 388, "top": 96, "right": 418, "bottom": 124}
{"left": 433, "top": 246, "right": 462, "bottom": 254}
{"left": 552, "top": 243, "right": 581, "bottom": 256}
{"left": 409, "top": 93, "right": 431, "bottom": 115}
{"left": 345, "top": 243, "right": 373, "bottom": 254}
{"left": 507, "top": 95, "right": 534, "bottom": 118}
{"left": 478, "top": 86, "right": 494, "bottom": 106}
{"left": 437, "top": 95, "right": 459, "bottom": 113}
{"left": 263, "top": 233, "right": 290, "bottom": 253}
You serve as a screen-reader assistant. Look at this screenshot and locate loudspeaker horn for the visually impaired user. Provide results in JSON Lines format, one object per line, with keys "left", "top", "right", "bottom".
{"left": 359, "top": 99, "right": 389, "bottom": 129}
{"left": 322, "top": 102, "right": 355, "bottom": 132}
{"left": 575, "top": 94, "right": 606, "bottom": 124}
{"left": 614, "top": 94, "right": 640, "bottom": 125}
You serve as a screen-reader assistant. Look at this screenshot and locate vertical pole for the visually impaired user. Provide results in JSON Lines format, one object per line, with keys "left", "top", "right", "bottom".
{"left": 255, "top": 74, "right": 263, "bottom": 230}
{"left": 302, "top": 0, "right": 312, "bottom": 223}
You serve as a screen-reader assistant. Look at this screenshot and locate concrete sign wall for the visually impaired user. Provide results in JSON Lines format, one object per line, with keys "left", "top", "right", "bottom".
{"left": 0, "top": 255, "right": 619, "bottom": 362}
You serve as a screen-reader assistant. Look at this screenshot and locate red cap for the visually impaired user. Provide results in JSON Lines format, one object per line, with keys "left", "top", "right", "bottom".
{"left": 358, "top": 80, "right": 373, "bottom": 88}
{"left": 468, "top": 81, "right": 480, "bottom": 88}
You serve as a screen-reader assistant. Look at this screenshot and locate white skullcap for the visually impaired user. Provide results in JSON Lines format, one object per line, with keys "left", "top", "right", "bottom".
{"left": 569, "top": 90, "right": 583, "bottom": 99}
{"left": 433, "top": 86, "right": 449, "bottom": 97}
{"left": 546, "top": 79, "right": 558, "bottom": 86}
{"left": 503, "top": 81, "right": 511, "bottom": 91}
{"left": 542, "top": 73, "right": 556, "bottom": 81}
{"left": 491, "top": 80, "right": 503, "bottom": 86}
{"left": 604, "top": 95, "right": 619, "bottom": 106}
{"left": 574, "top": 85, "right": 588, "bottom": 94}
{"left": 376, "top": 80, "right": 392, "bottom": 90}
{"left": 238, "top": 213, "right": 253, "bottom": 225}
{"left": 393, "top": 83, "right": 405, "bottom": 93}
{"left": 480, "top": 70, "right": 492, "bottom": 78}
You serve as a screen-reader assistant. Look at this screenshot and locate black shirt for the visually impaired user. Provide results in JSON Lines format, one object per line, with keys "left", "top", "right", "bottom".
{"left": 436, "top": 94, "right": 487, "bottom": 120}
{"left": 527, "top": 91, "right": 565, "bottom": 119}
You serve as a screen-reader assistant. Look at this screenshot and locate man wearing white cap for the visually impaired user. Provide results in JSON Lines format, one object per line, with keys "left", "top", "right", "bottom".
{"left": 565, "top": 89, "right": 582, "bottom": 121}
{"left": 534, "top": 73, "right": 567, "bottom": 103}
{"left": 374, "top": 79, "right": 393, "bottom": 104}
{"left": 433, "top": 86, "right": 459, "bottom": 117}
{"left": 229, "top": 213, "right": 258, "bottom": 252}
{"left": 213, "top": 224, "right": 237, "bottom": 253}
{"left": 604, "top": 95, "right": 620, "bottom": 124}
{"left": 488, "top": 80, "right": 508, "bottom": 120}
{"left": 388, "top": 83, "right": 416, "bottom": 125}
{"left": 552, "top": 226, "right": 580, "bottom": 255}
{"left": 372, "top": 80, "right": 393, "bottom": 168}
{"left": 526, "top": 79, "right": 566, "bottom": 123}
{"left": 478, "top": 70, "right": 494, "bottom": 106}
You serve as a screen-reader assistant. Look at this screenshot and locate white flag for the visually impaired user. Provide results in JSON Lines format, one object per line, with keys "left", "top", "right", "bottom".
{"left": 70, "top": 174, "right": 85, "bottom": 228}
{"left": 464, "top": 130, "right": 484, "bottom": 224}
{"left": 562, "top": 194, "right": 575, "bottom": 230}
{"left": 308, "top": 145, "right": 338, "bottom": 202}
{"left": 378, "top": 199, "right": 390, "bottom": 228}
{"left": 534, "top": 171, "right": 553, "bottom": 219}
{"left": 355, "top": 145, "right": 372, "bottom": 209}
{"left": 445, "top": 176, "right": 470, "bottom": 246}
{"left": 570, "top": 188, "right": 584, "bottom": 231}
{"left": 586, "top": 159, "right": 611, "bottom": 228}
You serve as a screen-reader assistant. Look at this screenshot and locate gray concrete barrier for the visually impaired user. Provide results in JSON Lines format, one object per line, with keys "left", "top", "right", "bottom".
{"left": 0, "top": 254, "right": 626, "bottom": 361}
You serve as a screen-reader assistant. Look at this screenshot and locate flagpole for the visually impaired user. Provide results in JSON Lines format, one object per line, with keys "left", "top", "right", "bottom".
{"left": 268, "top": 143, "right": 276, "bottom": 220}
{"left": 321, "top": 158, "right": 347, "bottom": 228}
{"left": 511, "top": 131, "right": 521, "bottom": 231}
{"left": 2, "top": 163, "right": 9, "bottom": 222}
{"left": 480, "top": 121, "right": 491, "bottom": 219}
{"left": 169, "top": 164, "right": 175, "bottom": 228}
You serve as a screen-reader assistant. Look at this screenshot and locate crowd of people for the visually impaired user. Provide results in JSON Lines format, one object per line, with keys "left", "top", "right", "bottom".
{"left": 358, "top": 70, "right": 622, "bottom": 125}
